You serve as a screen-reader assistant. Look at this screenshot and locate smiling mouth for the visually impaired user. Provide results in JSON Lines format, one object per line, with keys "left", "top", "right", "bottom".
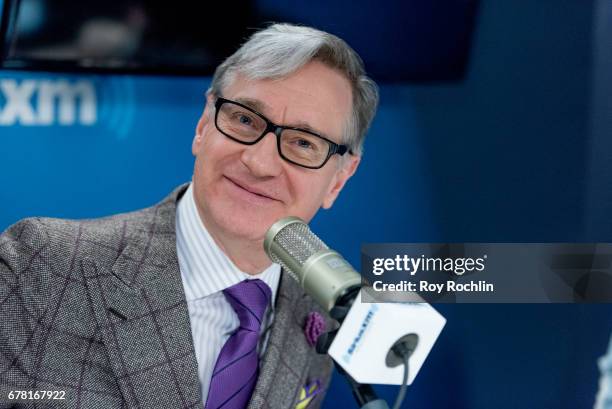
{"left": 225, "top": 176, "right": 279, "bottom": 202}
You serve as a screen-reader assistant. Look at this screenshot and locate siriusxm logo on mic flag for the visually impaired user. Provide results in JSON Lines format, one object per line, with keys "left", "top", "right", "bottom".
{"left": 0, "top": 73, "right": 134, "bottom": 139}
{"left": 342, "top": 304, "right": 379, "bottom": 364}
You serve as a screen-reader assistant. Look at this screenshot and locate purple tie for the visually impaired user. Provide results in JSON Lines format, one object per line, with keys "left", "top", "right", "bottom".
{"left": 205, "top": 279, "right": 272, "bottom": 409}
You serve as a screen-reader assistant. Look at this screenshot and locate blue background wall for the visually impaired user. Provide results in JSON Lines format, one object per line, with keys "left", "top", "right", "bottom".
{"left": 1, "top": 1, "right": 611, "bottom": 408}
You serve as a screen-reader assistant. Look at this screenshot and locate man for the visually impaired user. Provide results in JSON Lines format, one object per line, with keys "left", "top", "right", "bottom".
{"left": 595, "top": 334, "right": 612, "bottom": 409}
{"left": 0, "top": 23, "right": 378, "bottom": 408}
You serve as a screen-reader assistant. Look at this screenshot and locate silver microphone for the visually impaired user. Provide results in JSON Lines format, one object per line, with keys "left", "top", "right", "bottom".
{"left": 263, "top": 216, "right": 361, "bottom": 312}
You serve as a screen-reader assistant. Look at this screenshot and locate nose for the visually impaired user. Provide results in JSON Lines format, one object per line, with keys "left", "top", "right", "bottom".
{"left": 240, "top": 132, "right": 283, "bottom": 177}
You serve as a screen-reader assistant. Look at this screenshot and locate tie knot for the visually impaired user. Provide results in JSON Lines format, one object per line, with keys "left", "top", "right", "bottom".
{"left": 223, "top": 279, "right": 272, "bottom": 332}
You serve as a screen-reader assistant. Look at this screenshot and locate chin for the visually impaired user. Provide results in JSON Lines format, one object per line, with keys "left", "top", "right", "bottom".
{"left": 213, "top": 203, "right": 282, "bottom": 241}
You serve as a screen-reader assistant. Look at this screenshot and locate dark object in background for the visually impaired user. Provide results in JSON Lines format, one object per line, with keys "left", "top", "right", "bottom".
{"left": 0, "top": 0, "right": 257, "bottom": 75}
{"left": 0, "top": 0, "right": 479, "bottom": 81}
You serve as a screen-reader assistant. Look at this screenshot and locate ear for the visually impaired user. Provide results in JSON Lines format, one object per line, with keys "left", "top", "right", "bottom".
{"left": 322, "top": 155, "right": 361, "bottom": 209}
{"left": 192, "top": 94, "right": 215, "bottom": 155}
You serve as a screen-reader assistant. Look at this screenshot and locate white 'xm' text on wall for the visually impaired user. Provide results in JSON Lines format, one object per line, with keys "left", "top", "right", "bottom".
{"left": 0, "top": 79, "right": 97, "bottom": 126}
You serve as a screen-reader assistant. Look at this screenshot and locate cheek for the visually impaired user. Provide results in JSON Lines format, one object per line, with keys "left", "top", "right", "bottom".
{"left": 197, "top": 133, "right": 237, "bottom": 173}
{"left": 287, "top": 173, "right": 335, "bottom": 212}
{"left": 198, "top": 130, "right": 223, "bottom": 157}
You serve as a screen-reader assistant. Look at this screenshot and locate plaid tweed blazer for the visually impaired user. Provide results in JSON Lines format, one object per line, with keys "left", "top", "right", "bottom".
{"left": 0, "top": 184, "right": 333, "bottom": 408}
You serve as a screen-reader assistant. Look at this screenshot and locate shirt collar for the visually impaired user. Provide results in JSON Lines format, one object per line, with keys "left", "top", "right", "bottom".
{"left": 176, "top": 183, "right": 281, "bottom": 303}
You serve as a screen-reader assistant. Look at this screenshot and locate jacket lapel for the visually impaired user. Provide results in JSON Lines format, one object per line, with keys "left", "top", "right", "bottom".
{"left": 82, "top": 184, "right": 202, "bottom": 408}
{"left": 248, "top": 271, "right": 326, "bottom": 409}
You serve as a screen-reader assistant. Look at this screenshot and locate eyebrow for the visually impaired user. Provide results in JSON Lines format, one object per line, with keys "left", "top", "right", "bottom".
{"left": 233, "top": 97, "right": 330, "bottom": 139}
{"left": 234, "top": 97, "right": 269, "bottom": 114}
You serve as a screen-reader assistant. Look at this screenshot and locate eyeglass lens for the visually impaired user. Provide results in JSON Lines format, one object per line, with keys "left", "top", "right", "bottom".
{"left": 217, "top": 101, "right": 331, "bottom": 167}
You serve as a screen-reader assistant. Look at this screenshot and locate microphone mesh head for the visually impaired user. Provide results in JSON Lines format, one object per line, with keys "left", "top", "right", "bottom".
{"left": 268, "top": 220, "right": 328, "bottom": 281}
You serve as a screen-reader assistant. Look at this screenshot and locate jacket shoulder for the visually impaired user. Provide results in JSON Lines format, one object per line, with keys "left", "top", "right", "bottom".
{"left": 0, "top": 202, "right": 163, "bottom": 306}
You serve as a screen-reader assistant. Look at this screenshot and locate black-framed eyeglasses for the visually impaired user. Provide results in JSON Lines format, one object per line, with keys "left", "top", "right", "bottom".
{"left": 213, "top": 97, "right": 350, "bottom": 169}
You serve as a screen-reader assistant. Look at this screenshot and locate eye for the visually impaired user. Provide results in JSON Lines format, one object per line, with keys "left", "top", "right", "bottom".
{"left": 231, "top": 112, "right": 256, "bottom": 127}
{"left": 238, "top": 114, "right": 252, "bottom": 125}
{"left": 283, "top": 133, "right": 322, "bottom": 154}
{"left": 295, "top": 138, "right": 314, "bottom": 150}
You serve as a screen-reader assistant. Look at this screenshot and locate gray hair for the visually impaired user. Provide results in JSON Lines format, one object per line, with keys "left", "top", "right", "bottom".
{"left": 209, "top": 23, "right": 379, "bottom": 155}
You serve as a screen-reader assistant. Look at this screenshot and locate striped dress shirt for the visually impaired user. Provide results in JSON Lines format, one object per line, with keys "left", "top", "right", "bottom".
{"left": 175, "top": 183, "right": 281, "bottom": 404}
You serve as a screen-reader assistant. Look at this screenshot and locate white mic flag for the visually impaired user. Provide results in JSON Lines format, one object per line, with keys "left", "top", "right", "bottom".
{"left": 264, "top": 217, "right": 446, "bottom": 386}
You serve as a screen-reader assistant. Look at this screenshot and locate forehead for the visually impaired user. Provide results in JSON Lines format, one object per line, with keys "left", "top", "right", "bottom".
{"left": 221, "top": 61, "right": 353, "bottom": 141}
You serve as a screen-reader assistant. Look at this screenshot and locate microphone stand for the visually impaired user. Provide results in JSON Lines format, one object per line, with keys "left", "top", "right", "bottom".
{"left": 316, "top": 287, "right": 391, "bottom": 409}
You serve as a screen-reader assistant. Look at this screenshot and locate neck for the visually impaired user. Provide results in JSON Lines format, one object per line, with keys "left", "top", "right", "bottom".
{"left": 196, "top": 213, "right": 272, "bottom": 275}
{"left": 211, "top": 232, "right": 272, "bottom": 275}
